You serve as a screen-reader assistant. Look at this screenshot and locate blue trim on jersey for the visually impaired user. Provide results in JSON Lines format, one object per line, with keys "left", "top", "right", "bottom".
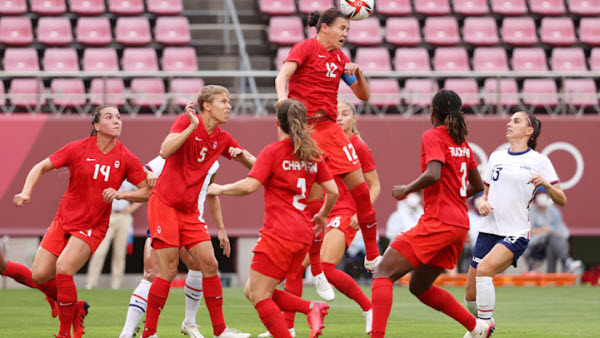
{"left": 507, "top": 148, "right": 532, "bottom": 156}
{"left": 342, "top": 73, "right": 357, "bottom": 86}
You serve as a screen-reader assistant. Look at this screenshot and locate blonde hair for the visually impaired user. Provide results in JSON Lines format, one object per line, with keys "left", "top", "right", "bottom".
{"left": 277, "top": 99, "right": 321, "bottom": 164}
{"left": 197, "top": 85, "right": 229, "bottom": 112}
{"left": 339, "top": 101, "right": 362, "bottom": 140}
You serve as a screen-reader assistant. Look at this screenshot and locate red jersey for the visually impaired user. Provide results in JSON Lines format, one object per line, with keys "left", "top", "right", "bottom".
{"left": 350, "top": 135, "right": 376, "bottom": 172}
{"left": 248, "top": 139, "right": 333, "bottom": 244}
{"left": 286, "top": 38, "right": 350, "bottom": 121}
{"left": 48, "top": 137, "right": 146, "bottom": 232}
{"left": 153, "top": 114, "right": 241, "bottom": 212}
{"left": 420, "top": 126, "right": 477, "bottom": 228}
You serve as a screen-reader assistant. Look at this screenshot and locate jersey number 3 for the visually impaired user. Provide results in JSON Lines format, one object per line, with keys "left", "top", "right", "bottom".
{"left": 326, "top": 63, "right": 337, "bottom": 78}
{"left": 459, "top": 162, "right": 467, "bottom": 197}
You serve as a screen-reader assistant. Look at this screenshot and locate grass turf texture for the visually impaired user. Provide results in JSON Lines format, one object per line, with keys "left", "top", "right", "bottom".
{"left": 0, "top": 286, "right": 598, "bottom": 337}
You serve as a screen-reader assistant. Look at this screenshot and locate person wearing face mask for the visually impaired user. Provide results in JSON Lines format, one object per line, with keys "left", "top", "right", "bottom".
{"left": 384, "top": 193, "right": 424, "bottom": 251}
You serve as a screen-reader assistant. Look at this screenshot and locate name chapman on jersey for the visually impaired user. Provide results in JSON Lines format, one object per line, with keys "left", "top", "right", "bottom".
{"left": 282, "top": 160, "right": 318, "bottom": 173}
{"left": 449, "top": 146, "right": 471, "bottom": 158}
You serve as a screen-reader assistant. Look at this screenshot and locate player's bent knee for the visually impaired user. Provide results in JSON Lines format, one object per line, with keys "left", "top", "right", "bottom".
{"left": 476, "top": 262, "right": 495, "bottom": 277}
{"left": 32, "top": 270, "right": 52, "bottom": 285}
{"left": 143, "top": 269, "right": 157, "bottom": 282}
{"left": 200, "top": 258, "right": 219, "bottom": 277}
{"left": 408, "top": 283, "right": 428, "bottom": 297}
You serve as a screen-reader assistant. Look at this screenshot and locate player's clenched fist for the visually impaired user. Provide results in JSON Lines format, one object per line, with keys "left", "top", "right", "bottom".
{"left": 185, "top": 102, "right": 199, "bottom": 128}
{"left": 13, "top": 193, "right": 30, "bottom": 207}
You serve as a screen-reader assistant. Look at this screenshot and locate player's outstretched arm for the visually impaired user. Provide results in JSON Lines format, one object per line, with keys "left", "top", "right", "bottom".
{"left": 160, "top": 103, "right": 199, "bottom": 159}
{"left": 348, "top": 64, "right": 370, "bottom": 101}
{"left": 275, "top": 61, "right": 298, "bottom": 107}
{"left": 14, "top": 158, "right": 56, "bottom": 207}
{"left": 466, "top": 167, "right": 484, "bottom": 198}
{"left": 207, "top": 177, "right": 261, "bottom": 197}
{"left": 206, "top": 175, "right": 231, "bottom": 257}
{"left": 229, "top": 147, "right": 256, "bottom": 169}
{"left": 529, "top": 175, "right": 566, "bottom": 206}
{"left": 363, "top": 169, "right": 381, "bottom": 203}
{"left": 313, "top": 179, "right": 339, "bottom": 236}
{"left": 392, "top": 160, "right": 442, "bottom": 200}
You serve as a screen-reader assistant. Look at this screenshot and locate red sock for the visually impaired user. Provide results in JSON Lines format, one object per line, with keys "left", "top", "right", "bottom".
{"left": 371, "top": 277, "right": 393, "bottom": 337}
{"left": 309, "top": 233, "right": 324, "bottom": 276}
{"left": 203, "top": 275, "right": 226, "bottom": 336}
{"left": 417, "top": 285, "right": 476, "bottom": 331}
{"left": 56, "top": 274, "right": 77, "bottom": 335}
{"left": 255, "top": 299, "right": 293, "bottom": 338}
{"left": 2, "top": 261, "right": 37, "bottom": 288}
{"left": 143, "top": 277, "right": 170, "bottom": 338}
{"left": 272, "top": 289, "right": 311, "bottom": 314}
{"left": 322, "top": 263, "right": 372, "bottom": 311}
{"left": 39, "top": 278, "right": 58, "bottom": 301}
{"left": 283, "top": 265, "right": 304, "bottom": 329}
{"left": 350, "top": 182, "right": 380, "bottom": 260}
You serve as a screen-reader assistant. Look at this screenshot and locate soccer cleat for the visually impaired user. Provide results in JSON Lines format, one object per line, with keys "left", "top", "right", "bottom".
{"left": 257, "top": 328, "right": 296, "bottom": 338}
{"left": 181, "top": 320, "right": 204, "bottom": 338}
{"left": 306, "top": 301, "right": 329, "bottom": 338}
{"left": 363, "top": 308, "right": 373, "bottom": 334}
{"left": 213, "top": 327, "right": 251, "bottom": 338}
{"left": 148, "top": 335, "right": 159, "bottom": 338}
{"left": 54, "top": 333, "right": 70, "bottom": 338}
{"left": 464, "top": 319, "right": 495, "bottom": 338}
{"left": 118, "top": 334, "right": 132, "bottom": 338}
{"left": 364, "top": 256, "right": 382, "bottom": 272}
{"left": 46, "top": 295, "right": 59, "bottom": 318}
{"left": 72, "top": 300, "right": 90, "bottom": 338}
{"left": 313, "top": 272, "right": 335, "bottom": 301}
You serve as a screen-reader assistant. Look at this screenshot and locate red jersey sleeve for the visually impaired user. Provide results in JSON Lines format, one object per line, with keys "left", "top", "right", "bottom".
{"left": 465, "top": 142, "right": 477, "bottom": 171}
{"left": 220, "top": 132, "right": 242, "bottom": 160}
{"left": 285, "top": 40, "right": 309, "bottom": 67}
{"left": 422, "top": 130, "right": 446, "bottom": 165}
{"left": 48, "top": 141, "right": 77, "bottom": 168}
{"left": 315, "top": 158, "right": 333, "bottom": 184}
{"left": 124, "top": 149, "right": 147, "bottom": 186}
{"left": 169, "top": 113, "right": 193, "bottom": 133}
{"left": 352, "top": 137, "right": 376, "bottom": 172}
{"left": 248, "top": 146, "right": 274, "bottom": 185}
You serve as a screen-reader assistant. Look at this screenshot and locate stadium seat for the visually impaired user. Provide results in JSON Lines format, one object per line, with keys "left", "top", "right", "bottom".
{"left": 82, "top": 48, "right": 119, "bottom": 71}
{"left": 369, "top": 79, "right": 401, "bottom": 107}
{"left": 307, "top": 26, "right": 317, "bottom": 39}
{"left": 453, "top": 0, "right": 489, "bottom": 15}
{"left": 482, "top": 78, "right": 520, "bottom": 106}
{"left": 550, "top": 48, "right": 587, "bottom": 71}
{"left": 298, "top": 0, "right": 333, "bottom": 14}
{"left": 529, "top": 0, "right": 566, "bottom": 15}
{"left": 108, "top": 0, "right": 144, "bottom": 15}
{"left": 275, "top": 47, "right": 291, "bottom": 70}
{"left": 30, "top": 0, "right": 66, "bottom": 15}
{"left": 463, "top": 17, "right": 499, "bottom": 46}
{"left": 414, "top": 0, "right": 451, "bottom": 16}
{"left": 130, "top": 78, "right": 166, "bottom": 108}
{"left": 9, "top": 79, "right": 46, "bottom": 107}
{"left": 161, "top": 47, "right": 197, "bottom": 71}
{"left": 490, "top": 0, "right": 528, "bottom": 15}
{"left": 348, "top": 18, "right": 382, "bottom": 46}
{"left": 424, "top": 16, "right": 460, "bottom": 46}
{"left": 0, "top": 17, "right": 33, "bottom": 46}
{"left": 0, "top": 0, "right": 27, "bottom": 15}
{"left": 0, "top": 81, "right": 5, "bottom": 106}
{"left": 433, "top": 47, "right": 470, "bottom": 71}
{"left": 122, "top": 48, "right": 159, "bottom": 71}
{"left": 568, "top": 0, "right": 600, "bottom": 16}
{"left": 147, "top": 0, "right": 183, "bottom": 15}
{"left": 268, "top": 16, "right": 303, "bottom": 45}
{"left": 394, "top": 48, "right": 431, "bottom": 72}
{"left": 355, "top": 47, "right": 392, "bottom": 72}
{"left": 89, "top": 78, "right": 125, "bottom": 106}
{"left": 37, "top": 17, "right": 73, "bottom": 46}
{"left": 43, "top": 48, "right": 79, "bottom": 71}
{"left": 115, "top": 17, "right": 151, "bottom": 46}
{"left": 512, "top": 48, "right": 548, "bottom": 71}
{"left": 591, "top": 48, "right": 600, "bottom": 71}
{"left": 522, "top": 79, "right": 558, "bottom": 107}
{"left": 51, "top": 79, "right": 86, "bottom": 108}
{"left": 404, "top": 79, "right": 439, "bottom": 107}
{"left": 341, "top": 47, "right": 351, "bottom": 60}
{"left": 579, "top": 18, "right": 600, "bottom": 46}
{"left": 377, "top": 0, "right": 412, "bottom": 16}
{"left": 501, "top": 17, "right": 538, "bottom": 46}
{"left": 3, "top": 48, "right": 40, "bottom": 71}
{"left": 563, "top": 79, "right": 598, "bottom": 107}
{"left": 76, "top": 17, "right": 112, "bottom": 46}
{"left": 472, "top": 47, "right": 508, "bottom": 71}
{"left": 170, "top": 78, "right": 204, "bottom": 106}
{"left": 540, "top": 17, "right": 576, "bottom": 46}
{"left": 69, "top": 0, "right": 106, "bottom": 15}
{"left": 155, "top": 16, "right": 191, "bottom": 46}
{"left": 443, "top": 79, "right": 480, "bottom": 107}
{"left": 338, "top": 81, "right": 361, "bottom": 106}
{"left": 259, "top": 0, "right": 295, "bottom": 15}
{"left": 385, "top": 17, "right": 421, "bottom": 46}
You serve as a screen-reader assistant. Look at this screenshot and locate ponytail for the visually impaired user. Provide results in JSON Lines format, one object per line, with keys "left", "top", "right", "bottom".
{"left": 522, "top": 111, "right": 542, "bottom": 150}
{"left": 307, "top": 8, "right": 347, "bottom": 33}
{"left": 90, "top": 105, "right": 113, "bottom": 136}
{"left": 431, "top": 89, "right": 468, "bottom": 144}
{"left": 277, "top": 99, "right": 321, "bottom": 165}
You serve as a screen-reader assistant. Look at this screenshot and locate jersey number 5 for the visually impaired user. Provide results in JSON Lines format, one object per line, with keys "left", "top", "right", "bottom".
{"left": 93, "top": 164, "right": 111, "bottom": 182}
{"left": 293, "top": 178, "right": 307, "bottom": 211}
{"left": 326, "top": 63, "right": 338, "bottom": 78}
{"left": 197, "top": 147, "right": 208, "bottom": 163}
{"left": 460, "top": 162, "right": 467, "bottom": 197}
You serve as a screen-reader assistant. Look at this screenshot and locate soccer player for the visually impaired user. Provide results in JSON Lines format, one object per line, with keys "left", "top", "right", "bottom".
{"left": 208, "top": 99, "right": 338, "bottom": 338}
{"left": 369, "top": 90, "right": 492, "bottom": 338}
{"left": 13, "top": 106, "right": 149, "bottom": 338}
{"left": 140, "top": 85, "right": 255, "bottom": 338}
{"left": 275, "top": 8, "right": 383, "bottom": 272}
{"left": 463, "top": 111, "right": 566, "bottom": 334}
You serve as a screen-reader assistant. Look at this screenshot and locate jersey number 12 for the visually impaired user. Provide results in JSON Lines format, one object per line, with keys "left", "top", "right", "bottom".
{"left": 326, "top": 63, "right": 337, "bottom": 78}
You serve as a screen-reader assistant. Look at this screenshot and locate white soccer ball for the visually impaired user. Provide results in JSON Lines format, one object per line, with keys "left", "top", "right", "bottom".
{"left": 339, "top": 0, "right": 374, "bottom": 21}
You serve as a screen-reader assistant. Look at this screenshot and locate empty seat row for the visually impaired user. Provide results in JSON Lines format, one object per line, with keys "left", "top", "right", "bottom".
{"left": 0, "top": 0, "right": 183, "bottom": 16}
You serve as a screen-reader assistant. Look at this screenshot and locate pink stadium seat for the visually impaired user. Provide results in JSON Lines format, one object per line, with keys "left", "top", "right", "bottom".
{"left": 443, "top": 79, "right": 480, "bottom": 107}
{"left": 512, "top": 48, "right": 548, "bottom": 71}
{"left": 108, "top": 0, "right": 144, "bottom": 15}
{"left": 268, "top": 16, "right": 303, "bottom": 45}
{"left": 453, "top": 0, "right": 489, "bottom": 15}
{"left": 404, "top": 79, "right": 439, "bottom": 107}
{"left": 275, "top": 47, "right": 291, "bottom": 70}
{"left": 259, "top": 0, "right": 295, "bottom": 15}
{"left": 0, "top": 17, "right": 33, "bottom": 46}
{"left": 122, "top": 48, "right": 159, "bottom": 71}
{"left": 563, "top": 79, "right": 598, "bottom": 107}
{"left": 348, "top": 18, "right": 382, "bottom": 46}
{"left": 591, "top": 48, "right": 600, "bottom": 71}
{"left": 0, "top": 0, "right": 27, "bottom": 15}
{"left": 341, "top": 47, "right": 351, "bottom": 60}
{"left": 529, "top": 0, "right": 566, "bottom": 15}
{"left": 579, "top": 18, "right": 600, "bottom": 46}
{"left": 394, "top": 48, "right": 431, "bottom": 72}
{"left": 568, "top": 0, "right": 600, "bottom": 16}
{"left": 385, "top": 17, "right": 421, "bottom": 46}
{"left": 338, "top": 81, "right": 361, "bottom": 106}
{"left": 155, "top": 17, "right": 191, "bottom": 46}
{"left": 377, "top": 0, "right": 412, "bottom": 16}
{"left": 3, "top": 48, "right": 39, "bottom": 71}
{"left": 130, "top": 78, "right": 166, "bottom": 108}
{"left": 170, "top": 78, "right": 204, "bottom": 106}
{"left": 51, "top": 79, "right": 86, "bottom": 108}
{"left": 37, "top": 17, "right": 73, "bottom": 46}
{"left": 355, "top": 47, "right": 392, "bottom": 72}
{"left": 522, "top": 79, "right": 558, "bottom": 107}
{"left": 9, "top": 79, "right": 46, "bottom": 107}
{"left": 501, "top": 17, "right": 538, "bottom": 46}
{"left": 369, "top": 79, "right": 401, "bottom": 107}
{"left": 424, "top": 16, "right": 460, "bottom": 46}
{"left": 31, "top": 0, "right": 66, "bottom": 15}
{"left": 482, "top": 78, "right": 520, "bottom": 106}
{"left": 491, "top": 0, "right": 528, "bottom": 15}
{"left": 89, "top": 78, "right": 125, "bottom": 106}
{"left": 76, "top": 17, "right": 112, "bottom": 46}
{"left": 540, "top": 17, "right": 576, "bottom": 46}
{"left": 307, "top": 26, "right": 317, "bottom": 39}
{"left": 161, "top": 47, "right": 198, "bottom": 71}
{"left": 472, "top": 47, "right": 508, "bottom": 71}
{"left": 69, "top": 0, "right": 106, "bottom": 15}
{"left": 82, "top": 48, "right": 119, "bottom": 71}
{"left": 550, "top": 48, "right": 587, "bottom": 71}
{"left": 433, "top": 47, "right": 470, "bottom": 71}
{"left": 414, "top": 0, "right": 451, "bottom": 16}
{"left": 0, "top": 81, "right": 5, "bottom": 106}
{"left": 463, "top": 17, "right": 499, "bottom": 46}
{"left": 298, "top": 0, "right": 333, "bottom": 14}
{"left": 115, "top": 17, "right": 151, "bottom": 46}
{"left": 43, "top": 48, "right": 79, "bottom": 71}
{"left": 147, "top": 0, "right": 183, "bottom": 15}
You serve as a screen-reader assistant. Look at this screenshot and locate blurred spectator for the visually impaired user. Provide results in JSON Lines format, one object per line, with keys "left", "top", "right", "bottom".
{"left": 382, "top": 193, "right": 423, "bottom": 252}
{"left": 459, "top": 192, "right": 484, "bottom": 273}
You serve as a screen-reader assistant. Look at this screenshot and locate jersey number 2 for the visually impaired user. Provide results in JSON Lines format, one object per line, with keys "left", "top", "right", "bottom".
{"left": 460, "top": 162, "right": 467, "bottom": 197}
{"left": 93, "top": 164, "right": 111, "bottom": 182}
{"left": 293, "top": 178, "right": 307, "bottom": 211}
{"left": 326, "top": 63, "right": 337, "bottom": 78}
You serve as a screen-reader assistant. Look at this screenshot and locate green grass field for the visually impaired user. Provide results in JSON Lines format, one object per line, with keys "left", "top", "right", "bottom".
{"left": 0, "top": 285, "right": 598, "bottom": 337}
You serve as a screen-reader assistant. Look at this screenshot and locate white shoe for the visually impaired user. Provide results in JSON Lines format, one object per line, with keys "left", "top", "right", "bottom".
{"left": 118, "top": 334, "right": 132, "bottom": 338}
{"left": 213, "top": 327, "right": 251, "bottom": 338}
{"left": 363, "top": 309, "right": 373, "bottom": 334}
{"left": 148, "top": 335, "right": 159, "bottom": 338}
{"left": 464, "top": 319, "right": 495, "bottom": 338}
{"left": 364, "top": 256, "right": 382, "bottom": 272}
{"left": 182, "top": 320, "right": 204, "bottom": 338}
{"left": 313, "top": 272, "right": 335, "bottom": 301}
{"left": 566, "top": 258, "right": 583, "bottom": 273}
{"left": 257, "top": 328, "right": 295, "bottom": 337}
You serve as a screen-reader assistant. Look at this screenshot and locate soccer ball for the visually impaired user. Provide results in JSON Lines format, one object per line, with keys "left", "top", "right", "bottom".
{"left": 339, "top": 0, "right": 374, "bottom": 21}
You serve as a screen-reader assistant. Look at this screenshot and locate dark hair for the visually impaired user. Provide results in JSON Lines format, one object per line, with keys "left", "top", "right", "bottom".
{"left": 90, "top": 105, "right": 115, "bottom": 136}
{"left": 431, "top": 89, "right": 468, "bottom": 144}
{"left": 277, "top": 99, "right": 320, "bottom": 164}
{"left": 522, "top": 111, "right": 542, "bottom": 150}
{"left": 308, "top": 8, "right": 348, "bottom": 33}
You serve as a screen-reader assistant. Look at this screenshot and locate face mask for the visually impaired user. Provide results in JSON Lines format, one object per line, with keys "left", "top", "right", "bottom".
{"left": 535, "top": 194, "right": 553, "bottom": 207}
{"left": 406, "top": 194, "right": 421, "bottom": 208}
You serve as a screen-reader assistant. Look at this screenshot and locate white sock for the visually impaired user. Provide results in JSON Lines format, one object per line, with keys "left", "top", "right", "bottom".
{"left": 184, "top": 270, "right": 204, "bottom": 326}
{"left": 476, "top": 276, "right": 495, "bottom": 320}
{"left": 120, "top": 279, "right": 151, "bottom": 337}
{"left": 465, "top": 298, "right": 477, "bottom": 316}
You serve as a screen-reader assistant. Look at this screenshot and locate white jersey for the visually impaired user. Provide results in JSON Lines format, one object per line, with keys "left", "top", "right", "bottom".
{"left": 479, "top": 148, "right": 559, "bottom": 238}
{"left": 146, "top": 156, "right": 219, "bottom": 221}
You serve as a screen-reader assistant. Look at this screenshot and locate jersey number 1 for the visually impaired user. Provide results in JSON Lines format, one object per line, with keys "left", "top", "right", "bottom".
{"left": 93, "top": 164, "right": 111, "bottom": 182}
{"left": 292, "top": 178, "right": 307, "bottom": 211}
{"left": 460, "top": 162, "right": 467, "bottom": 197}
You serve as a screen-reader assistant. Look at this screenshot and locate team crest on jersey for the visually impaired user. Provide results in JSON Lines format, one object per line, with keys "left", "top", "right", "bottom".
{"left": 157, "top": 226, "right": 161, "bottom": 234}
{"left": 213, "top": 141, "right": 217, "bottom": 149}
{"left": 114, "top": 160, "right": 120, "bottom": 168}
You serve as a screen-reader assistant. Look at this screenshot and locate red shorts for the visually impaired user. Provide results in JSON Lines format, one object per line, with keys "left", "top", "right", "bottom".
{"left": 251, "top": 231, "right": 310, "bottom": 281}
{"left": 310, "top": 120, "right": 361, "bottom": 176}
{"left": 40, "top": 218, "right": 107, "bottom": 257}
{"left": 326, "top": 215, "right": 357, "bottom": 247}
{"left": 390, "top": 218, "right": 468, "bottom": 270}
{"left": 147, "top": 194, "right": 210, "bottom": 250}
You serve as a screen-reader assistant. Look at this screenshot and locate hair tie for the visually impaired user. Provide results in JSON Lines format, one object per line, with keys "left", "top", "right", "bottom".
{"left": 524, "top": 113, "right": 533, "bottom": 127}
